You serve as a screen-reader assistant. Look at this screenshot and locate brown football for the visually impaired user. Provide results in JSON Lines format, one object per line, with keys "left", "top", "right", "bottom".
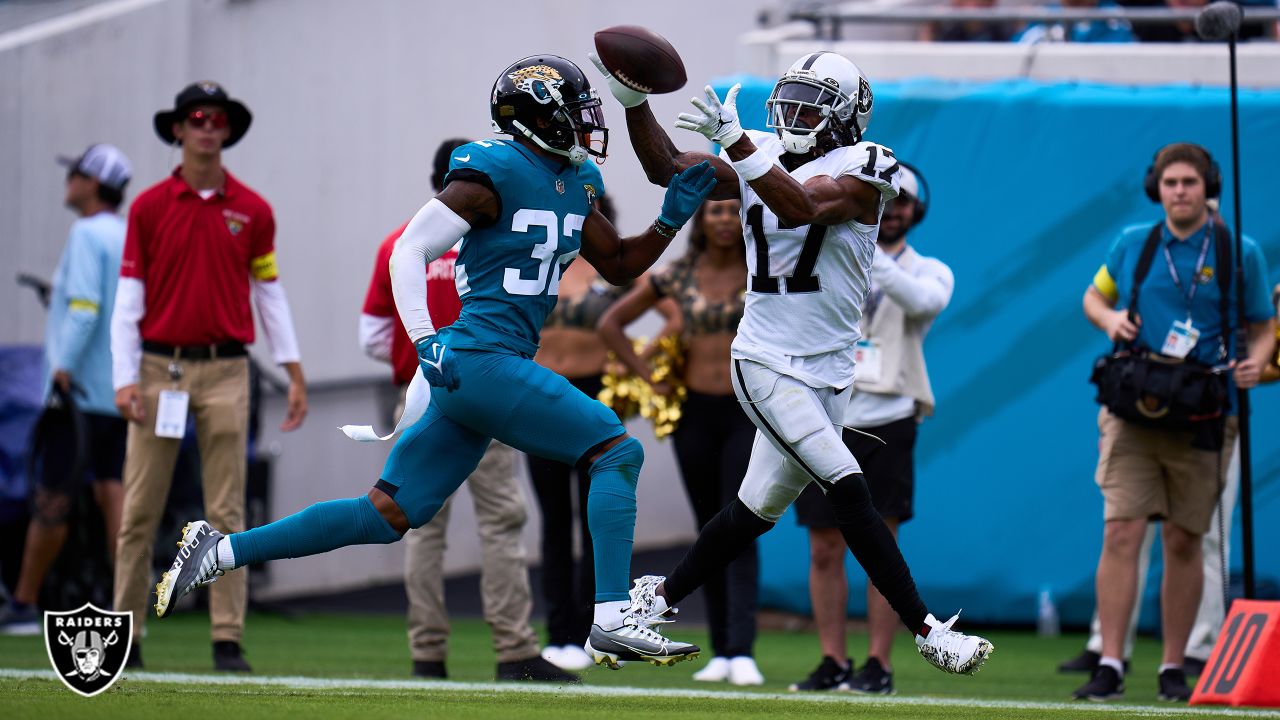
{"left": 593, "top": 25, "right": 687, "bottom": 95}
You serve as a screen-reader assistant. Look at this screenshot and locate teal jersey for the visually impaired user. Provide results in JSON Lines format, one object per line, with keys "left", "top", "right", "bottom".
{"left": 441, "top": 139, "right": 605, "bottom": 357}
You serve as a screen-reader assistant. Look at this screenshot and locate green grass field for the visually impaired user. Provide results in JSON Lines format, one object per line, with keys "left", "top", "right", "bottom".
{"left": 1, "top": 612, "right": 1274, "bottom": 719}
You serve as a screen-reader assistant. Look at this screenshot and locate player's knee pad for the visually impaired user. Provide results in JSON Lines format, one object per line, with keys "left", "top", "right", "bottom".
{"left": 585, "top": 435, "right": 643, "bottom": 490}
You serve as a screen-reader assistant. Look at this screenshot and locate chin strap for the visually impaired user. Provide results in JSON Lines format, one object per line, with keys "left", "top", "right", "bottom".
{"left": 511, "top": 120, "right": 587, "bottom": 165}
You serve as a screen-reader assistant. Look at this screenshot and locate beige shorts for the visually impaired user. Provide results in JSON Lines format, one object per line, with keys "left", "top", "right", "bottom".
{"left": 1095, "top": 408, "right": 1237, "bottom": 535}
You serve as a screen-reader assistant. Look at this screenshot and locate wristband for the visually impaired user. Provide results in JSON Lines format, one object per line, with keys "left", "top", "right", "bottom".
{"left": 653, "top": 219, "right": 679, "bottom": 239}
{"left": 730, "top": 148, "right": 774, "bottom": 182}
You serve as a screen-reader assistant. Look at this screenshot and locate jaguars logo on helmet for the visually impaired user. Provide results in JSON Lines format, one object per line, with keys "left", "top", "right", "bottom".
{"left": 490, "top": 55, "right": 608, "bottom": 166}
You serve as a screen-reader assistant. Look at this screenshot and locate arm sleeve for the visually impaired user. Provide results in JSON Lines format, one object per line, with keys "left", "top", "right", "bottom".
{"left": 251, "top": 280, "right": 301, "bottom": 364}
{"left": 110, "top": 277, "right": 145, "bottom": 390}
{"left": 359, "top": 313, "right": 395, "bottom": 362}
{"left": 53, "top": 226, "right": 105, "bottom": 371}
{"left": 390, "top": 198, "right": 471, "bottom": 344}
{"left": 359, "top": 238, "right": 398, "bottom": 362}
{"left": 872, "top": 251, "right": 954, "bottom": 319}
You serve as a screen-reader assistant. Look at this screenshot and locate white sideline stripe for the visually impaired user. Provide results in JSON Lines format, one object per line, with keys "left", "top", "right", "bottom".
{"left": 2, "top": 668, "right": 1279, "bottom": 717}
{"left": 0, "top": 0, "right": 170, "bottom": 53}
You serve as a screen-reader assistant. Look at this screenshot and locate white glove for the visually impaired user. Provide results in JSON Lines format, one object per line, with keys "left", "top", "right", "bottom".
{"left": 588, "top": 52, "right": 649, "bottom": 109}
{"left": 675, "top": 84, "right": 743, "bottom": 148}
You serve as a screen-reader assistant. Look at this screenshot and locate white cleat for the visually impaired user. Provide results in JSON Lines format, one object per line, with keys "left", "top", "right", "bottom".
{"left": 728, "top": 656, "right": 765, "bottom": 686}
{"left": 154, "top": 520, "right": 225, "bottom": 618}
{"left": 692, "top": 656, "right": 730, "bottom": 682}
{"left": 544, "top": 644, "right": 593, "bottom": 671}
{"left": 583, "top": 576, "right": 700, "bottom": 669}
{"left": 915, "top": 611, "right": 994, "bottom": 675}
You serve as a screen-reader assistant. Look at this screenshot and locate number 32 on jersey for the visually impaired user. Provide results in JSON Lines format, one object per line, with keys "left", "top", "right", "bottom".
{"left": 503, "top": 209, "right": 583, "bottom": 296}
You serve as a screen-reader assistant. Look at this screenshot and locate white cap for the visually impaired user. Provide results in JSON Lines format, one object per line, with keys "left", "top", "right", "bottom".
{"left": 898, "top": 164, "right": 919, "bottom": 200}
{"left": 57, "top": 144, "right": 132, "bottom": 190}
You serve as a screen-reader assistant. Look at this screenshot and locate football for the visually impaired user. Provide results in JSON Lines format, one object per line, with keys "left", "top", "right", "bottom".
{"left": 593, "top": 25, "right": 687, "bottom": 95}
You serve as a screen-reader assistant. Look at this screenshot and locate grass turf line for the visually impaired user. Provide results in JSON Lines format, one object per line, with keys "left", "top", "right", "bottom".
{"left": 0, "top": 612, "right": 1271, "bottom": 719}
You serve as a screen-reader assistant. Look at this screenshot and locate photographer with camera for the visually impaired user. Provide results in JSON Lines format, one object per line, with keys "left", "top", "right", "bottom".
{"left": 1075, "top": 143, "right": 1275, "bottom": 703}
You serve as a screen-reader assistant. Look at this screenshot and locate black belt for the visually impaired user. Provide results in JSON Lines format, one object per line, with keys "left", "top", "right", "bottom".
{"left": 142, "top": 341, "right": 247, "bottom": 360}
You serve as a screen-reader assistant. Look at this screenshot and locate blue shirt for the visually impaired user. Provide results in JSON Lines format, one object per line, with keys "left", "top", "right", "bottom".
{"left": 44, "top": 212, "right": 126, "bottom": 416}
{"left": 1014, "top": 1, "right": 1135, "bottom": 44}
{"left": 1094, "top": 219, "right": 1273, "bottom": 367}
{"left": 441, "top": 139, "right": 605, "bottom": 357}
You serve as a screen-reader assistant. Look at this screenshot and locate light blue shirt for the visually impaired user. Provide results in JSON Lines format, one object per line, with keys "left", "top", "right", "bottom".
{"left": 43, "top": 211, "right": 125, "bottom": 416}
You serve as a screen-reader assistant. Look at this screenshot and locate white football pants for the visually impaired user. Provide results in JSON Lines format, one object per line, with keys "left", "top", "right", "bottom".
{"left": 730, "top": 358, "right": 862, "bottom": 522}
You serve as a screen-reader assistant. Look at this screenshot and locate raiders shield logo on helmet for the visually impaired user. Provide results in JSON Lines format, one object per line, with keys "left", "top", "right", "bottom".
{"left": 44, "top": 603, "right": 132, "bottom": 697}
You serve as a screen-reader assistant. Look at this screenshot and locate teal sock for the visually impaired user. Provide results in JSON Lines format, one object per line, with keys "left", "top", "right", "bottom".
{"left": 586, "top": 437, "right": 642, "bottom": 602}
{"left": 228, "top": 496, "right": 400, "bottom": 568}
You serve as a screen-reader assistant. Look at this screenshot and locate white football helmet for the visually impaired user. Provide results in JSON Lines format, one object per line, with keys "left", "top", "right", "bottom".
{"left": 766, "top": 52, "right": 873, "bottom": 155}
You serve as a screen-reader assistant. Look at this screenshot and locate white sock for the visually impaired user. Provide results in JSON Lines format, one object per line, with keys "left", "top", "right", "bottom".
{"left": 1099, "top": 656, "right": 1125, "bottom": 673}
{"left": 216, "top": 536, "right": 237, "bottom": 571}
{"left": 593, "top": 601, "right": 630, "bottom": 631}
{"left": 1159, "top": 662, "right": 1182, "bottom": 674}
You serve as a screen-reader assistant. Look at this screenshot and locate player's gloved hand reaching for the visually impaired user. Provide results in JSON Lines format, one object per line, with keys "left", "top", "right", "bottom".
{"left": 659, "top": 161, "right": 718, "bottom": 229}
{"left": 588, "top": 52, "right": 649, "bottom": 109}
{"left": 676, "top": 84, "right": 744, "bottom": 148}
{"left": 415, "top": 334, "right": 460, "bottom": 391}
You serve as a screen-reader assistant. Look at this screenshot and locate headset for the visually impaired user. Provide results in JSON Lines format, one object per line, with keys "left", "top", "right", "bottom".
{"left": 898, "top": 160, "right": 930, "bottom": 226}
{"left": 1143, "top": 142, "right": 1222, "bottom": 203}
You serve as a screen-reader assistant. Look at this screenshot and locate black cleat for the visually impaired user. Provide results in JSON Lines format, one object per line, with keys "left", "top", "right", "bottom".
{"left": 843, "top": 656, "right": 894, "bottom": 695}
{"left": 1058, "top": 649, "right": 1100, "bottom": 674}
{"left": 213, "top": 641, "right": 252, "bottom": 672}
{"left": 1073, "top": 665, "right": 1124, "bottom": 701}
{"left": 1158, "top": 667, "right": 1193, "bottom": 702}
{"left": 412, "top": 660, "right": 447, "bottom": 678}
{"left": 125, "top": 644, "right": 144, "bottom": 669}
{"left": 497, "top": 656, "right": 580, "bottom": 683}
{"left": 788, "top": 656, "right": 852, "bottom": 692}
{"left": 1182, "top": 656, "right": 1207, "bottom": 677}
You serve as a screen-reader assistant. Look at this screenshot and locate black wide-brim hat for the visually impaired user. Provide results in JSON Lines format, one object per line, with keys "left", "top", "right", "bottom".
{"left": 153, "top": 81, "right": 253, "bottom": 148}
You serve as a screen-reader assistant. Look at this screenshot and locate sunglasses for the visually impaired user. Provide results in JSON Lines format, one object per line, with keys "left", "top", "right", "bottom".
{"left": 185, "top": 109, "right": 229, "bottom": 130}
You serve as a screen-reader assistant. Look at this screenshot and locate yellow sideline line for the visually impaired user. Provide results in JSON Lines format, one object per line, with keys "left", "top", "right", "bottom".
{"left": 1, "top": 668, "right": 1278, "bottom": 717}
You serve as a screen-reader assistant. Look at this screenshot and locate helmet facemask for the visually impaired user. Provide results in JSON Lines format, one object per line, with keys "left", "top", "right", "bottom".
{"left": 766, "top": 75, "right": 859, "bottom": 155}
{"left": 501, "top": 66, "right": 608, "bottom": 166}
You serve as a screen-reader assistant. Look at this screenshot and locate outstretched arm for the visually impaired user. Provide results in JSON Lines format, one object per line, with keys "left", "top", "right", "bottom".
{"left": 678, "top": 84, "right": 881, "bottom": 227}
{"left": 590, "top": 54, "right": 738, "bottom": 198}
{"left": 580, "top": 163, "right": 718, "bottom": 284}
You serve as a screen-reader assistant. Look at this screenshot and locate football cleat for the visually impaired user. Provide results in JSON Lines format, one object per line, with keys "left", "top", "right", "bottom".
{"left": 915, "top": 611, "right": 994, "bottom": 675}
{"left": 584, "top": 575, "right": 700, "bottom": 668}
{"left": 154, "top": 520, "right": 225, "bottom": 618}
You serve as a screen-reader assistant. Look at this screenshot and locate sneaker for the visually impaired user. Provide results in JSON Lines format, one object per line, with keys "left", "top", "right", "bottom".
{"left": 213, "top": 641, "right": 252, "bottom": 672}
{"left": 692, "top": 656, "right": 730, "bottom": 682}
{"left": 0, "top": 603, "right": 40, "bottom": 636}
{"left": 728, "top": 656, "right": 765, "bottom": 686}
{"left": 412, "top": 660, "right": 446, "bottom": 678}
{"left": 497, "top": 656, "right": 580, "bottom": 683}
{"left": 1158, "top": 667, "right": 1193, "bottom": 702}
{"left": 1073, "top": 665, "right": 1125, "bottom": 701}
{"left": 544, "top": 644, "right": 593, "bottom": 671}
{"left": 844, "top": 656, "right": 894, "bottom": 694}
{"left": 155, "top": 520, "right": 225, "bottom": 618}
{"left": 915, "top": 612, "right": 993, "bottom": 675}
{"left": 1182, "top": 656, "right": 1207, "bottom": 677}
{"left": 1058, "top": 649, "right": 1100, "bottom": 674}
{"left": 583, "top": 575, "right": 700, "bottom": 668}
{"left": 788, "top": 656, "right": 852, "bottom": 691}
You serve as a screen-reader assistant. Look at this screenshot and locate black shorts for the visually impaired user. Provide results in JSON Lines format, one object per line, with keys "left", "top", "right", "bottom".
{"left": 36, "top": 410, "right": 127, "bottom": 491}
{"left": 794, "top": 415, "right": 918, "bottom": 528}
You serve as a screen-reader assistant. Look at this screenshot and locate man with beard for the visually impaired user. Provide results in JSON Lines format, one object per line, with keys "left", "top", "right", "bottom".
{"left": 788, "top": 163, "right": 954, "bottom": 694}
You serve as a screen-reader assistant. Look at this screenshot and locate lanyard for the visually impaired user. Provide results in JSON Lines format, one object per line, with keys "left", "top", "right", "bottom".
{"left": 1161, "top": 221, "right": 1213, "bottom": 317}
{"left": 865, "top": 246, "right": 908, "bottom": 327}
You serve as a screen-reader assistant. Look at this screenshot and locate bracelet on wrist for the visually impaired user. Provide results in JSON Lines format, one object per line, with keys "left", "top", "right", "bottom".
{"left": 653, "top": 219, "right": 679, "bottom": 239}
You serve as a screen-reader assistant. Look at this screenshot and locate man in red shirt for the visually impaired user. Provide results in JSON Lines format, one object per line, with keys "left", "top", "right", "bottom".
{"left": 110, "top": 81, "right": 307, "bottom": 672}
{"left": 358, "top": 139, "right": 572, "bottom": 682}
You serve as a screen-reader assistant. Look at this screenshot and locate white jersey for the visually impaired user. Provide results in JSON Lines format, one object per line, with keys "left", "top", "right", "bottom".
{"left": 727, "top": 130, "right": 901, "bottom": 389}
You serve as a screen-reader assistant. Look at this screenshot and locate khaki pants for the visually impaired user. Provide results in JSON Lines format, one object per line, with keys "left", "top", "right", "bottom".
{"left": 114, "top": 353, "right": 248, "bottom": 643}
{"left": 404, "top": 439, "right": 539, "bottom": 663}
